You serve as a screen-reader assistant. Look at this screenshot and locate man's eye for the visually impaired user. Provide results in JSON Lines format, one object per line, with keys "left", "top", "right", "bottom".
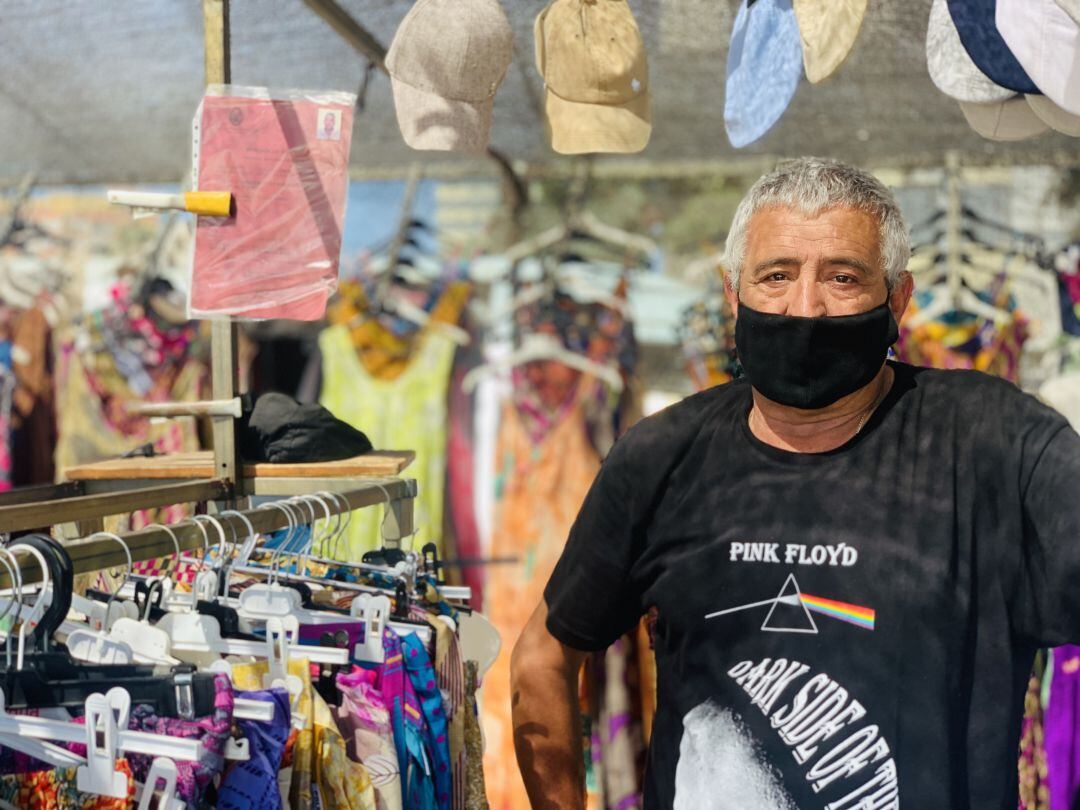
{"left": 833, "top": 274, "right": 856, "bottom": 284}
{"left": 767, "top": 273, "right": 788, "bottom": 282}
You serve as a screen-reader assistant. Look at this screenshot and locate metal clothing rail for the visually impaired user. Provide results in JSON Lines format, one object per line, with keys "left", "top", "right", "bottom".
{"left": 0, "top": 477, "right": 416, "bottom": 588}
{"left": 0, "top": 480, "right": 232, "bottom": 536}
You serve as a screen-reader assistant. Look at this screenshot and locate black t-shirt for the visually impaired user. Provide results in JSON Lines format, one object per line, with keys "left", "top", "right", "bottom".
{"left": 545, "top": 361, "right": 1080, "bottom": 809}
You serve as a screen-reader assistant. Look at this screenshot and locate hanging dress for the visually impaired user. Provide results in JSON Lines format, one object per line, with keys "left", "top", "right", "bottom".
{"left": 481, "top": 383, "right": 602, "bottom": 810}
{"left": 318, "top": 323, "right": 457, "bottom": 559}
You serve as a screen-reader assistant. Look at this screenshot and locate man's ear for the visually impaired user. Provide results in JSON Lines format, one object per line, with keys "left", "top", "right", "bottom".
{"left": 723, "top": 273, "right": 739, "bottom": 317}
{"left": 889, "top": 271, "right": 914, "bottom": 323}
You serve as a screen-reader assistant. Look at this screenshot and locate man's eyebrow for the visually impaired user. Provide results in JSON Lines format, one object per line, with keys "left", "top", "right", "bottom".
{"left": 824, "top": 256, "right": 875, "bottom": 275}
{"left": 750, "top": 257, "right": 800, "bottom": 275}
{"left": 749, "top": 256, "right": 877, "bottom": 276}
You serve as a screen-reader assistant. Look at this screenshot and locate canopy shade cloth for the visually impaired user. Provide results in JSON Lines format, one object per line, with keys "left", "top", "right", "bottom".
{"left": 0, "top": 0, "right": 1076, "bottom": 185}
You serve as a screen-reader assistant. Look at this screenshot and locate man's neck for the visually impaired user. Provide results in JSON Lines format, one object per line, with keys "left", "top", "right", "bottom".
{"left": 748, "top": 364, "right": 894, "bottom": 453}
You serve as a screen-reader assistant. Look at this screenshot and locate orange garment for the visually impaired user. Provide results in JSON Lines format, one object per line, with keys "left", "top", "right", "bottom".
{"left": 481, "top": 387, "right": 602, "bottom": 810}
{"left": 635, "top": 618, "right": 657, "bottom": 744}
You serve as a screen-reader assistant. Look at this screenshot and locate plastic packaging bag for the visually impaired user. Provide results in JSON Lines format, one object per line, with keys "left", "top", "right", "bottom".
{"left": 189, "top": 85, "right": 356, "bottom": 320}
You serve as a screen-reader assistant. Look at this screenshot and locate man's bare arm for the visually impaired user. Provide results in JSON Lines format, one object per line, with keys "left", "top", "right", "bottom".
{"left": 511, "top": 600, "right": 590, "bottom": 810}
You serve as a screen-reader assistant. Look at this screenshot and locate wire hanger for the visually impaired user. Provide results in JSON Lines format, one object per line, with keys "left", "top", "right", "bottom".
{"left": 461, "top": 331, "right": 624, "bottom": 394}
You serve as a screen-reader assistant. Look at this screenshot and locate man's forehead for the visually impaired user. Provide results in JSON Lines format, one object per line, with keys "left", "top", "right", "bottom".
{"left": 746, "top": 206, "right": 880, "bottom": 244}
{"left": 748, "top": 203, "right": 877, "bottom": 224}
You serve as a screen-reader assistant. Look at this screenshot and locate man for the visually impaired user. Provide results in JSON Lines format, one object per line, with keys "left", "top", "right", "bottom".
{"left": 319, "top": 110, "right": 339, "bottom": 140}
{"left": 511, "top": 157, "right": 1080, "bottom": 809}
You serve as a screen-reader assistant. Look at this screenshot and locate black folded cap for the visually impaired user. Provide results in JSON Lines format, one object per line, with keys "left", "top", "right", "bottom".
{"left": 239, "top": 392, "right": 373, "bottom": 464}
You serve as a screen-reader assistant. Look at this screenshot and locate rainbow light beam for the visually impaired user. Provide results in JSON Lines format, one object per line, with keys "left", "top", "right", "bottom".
{"left": 800, "top": 594, "right": 875, "bottom": 630}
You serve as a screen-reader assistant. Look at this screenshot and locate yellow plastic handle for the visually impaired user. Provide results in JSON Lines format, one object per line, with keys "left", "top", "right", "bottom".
{"left": 183, "top": 191, "right": 233, "bottom": 217}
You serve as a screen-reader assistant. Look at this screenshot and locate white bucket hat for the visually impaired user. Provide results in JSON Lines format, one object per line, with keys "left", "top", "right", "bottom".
{"left": 996, "top": 0, "right": 1080, "bottom": 115}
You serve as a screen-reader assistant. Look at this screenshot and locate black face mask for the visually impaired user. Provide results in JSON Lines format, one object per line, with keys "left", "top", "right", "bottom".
{"left": 733, "top": 300, "right": 900, "bottom": 410}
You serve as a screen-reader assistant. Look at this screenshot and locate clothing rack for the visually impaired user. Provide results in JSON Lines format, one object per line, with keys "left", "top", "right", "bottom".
{"left": 0, "top": 476, "right": 416, "bottom": 588}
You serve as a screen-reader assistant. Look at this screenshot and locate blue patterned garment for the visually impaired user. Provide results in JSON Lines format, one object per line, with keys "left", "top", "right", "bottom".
{"left": 402, "top": 632, "right": 452, "bottom": 810}
{"left": 376, "top": 629, "right": 437, "bottom": 810}
{"left": 218, "top": 687, "right": 291, "bottom": 810}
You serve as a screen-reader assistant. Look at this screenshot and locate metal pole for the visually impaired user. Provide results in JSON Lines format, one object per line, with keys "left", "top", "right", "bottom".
{"left": 945, "top": 150, "right": 961, "bottom": 306}
{"left": 0, "top": 479, "right": 414, "bottom": 585}
{"left": 202, "top": 0, "right": 242, "bottom": 494}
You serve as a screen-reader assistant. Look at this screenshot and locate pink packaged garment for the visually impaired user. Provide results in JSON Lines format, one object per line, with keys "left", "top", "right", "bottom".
{"left": 190, "top": 85, "right": 356, "bottom": 321}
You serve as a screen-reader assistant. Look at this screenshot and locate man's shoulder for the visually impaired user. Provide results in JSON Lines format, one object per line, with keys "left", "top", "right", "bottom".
{"left": 896, "top": 362, "right": 1061, "bottom": 433}
{"left": 898, "top": 361, "right": 1028, "bottom": 404}
{"left": 613, "top": 380, "right": 746, "bottom": 462}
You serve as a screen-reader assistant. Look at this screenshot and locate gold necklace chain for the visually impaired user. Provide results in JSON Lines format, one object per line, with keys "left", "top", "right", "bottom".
{"left": 854, "top": 374, "right": 891, "bottom": 434}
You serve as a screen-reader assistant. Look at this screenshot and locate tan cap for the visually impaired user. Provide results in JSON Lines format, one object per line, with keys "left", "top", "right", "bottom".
{"left": 387, "top": 0, "right": 513, "bottom": 153}
{"left": 1026, "top": 94, "right": 1080, "bottom": 136}
{"left": 959, "top": 96, "right": 1050, "bottom": 141}
{"left": 793, "top": 0, "right": 868, "bottom": 83}
{"left": 534, "top": 0, "right": 651, "bottom": 155}
{"left": 1058, "top": 0, "right": 1080, "bottom": 26}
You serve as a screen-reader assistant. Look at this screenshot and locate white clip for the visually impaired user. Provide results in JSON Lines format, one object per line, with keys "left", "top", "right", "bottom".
{"left": 263, "top": 616, "right": 302, "bottom": 689}
{"left": 261, "top": 616, "right": 305, "bottom": 729}
{"left": 136, "top": 757, "right": 183, "bottom": 810}
{"left": 77, "top": 690, "right": 130, "bottom": 799}
{"left": 350, "top": 594, "right": 389, "bottom": 664}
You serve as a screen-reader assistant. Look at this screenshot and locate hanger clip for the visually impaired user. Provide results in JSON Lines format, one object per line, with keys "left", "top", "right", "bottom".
{"left": 77, "top": 689, "right": 130, "bottom": 799}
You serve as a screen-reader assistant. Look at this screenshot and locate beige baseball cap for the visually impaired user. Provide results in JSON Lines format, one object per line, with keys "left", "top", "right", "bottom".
{"left": 534, "top": 0, "right": 651, "bottom": 155}
{"left": 386, "top": 0, "right": 513, "bottom": 153}
{"left": 1058, "top": 0, "right": 1080, "bottom": 26}
{"left": 959, "top": 96, "right": 1050, "bottom": 140}
{"left": 793, "top": 0, "right": 868, "bottom": 83}
{"left": 1026, "top": 94, "right": 1080, "bottom": 136}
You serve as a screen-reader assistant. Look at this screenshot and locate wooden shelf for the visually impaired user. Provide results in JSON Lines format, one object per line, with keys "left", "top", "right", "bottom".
{"left": 64, "top": 451, "right": 415, "bottom": 481}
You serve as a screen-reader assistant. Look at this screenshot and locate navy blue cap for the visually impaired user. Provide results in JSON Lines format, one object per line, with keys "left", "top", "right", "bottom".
{"left": 946, "top": 0, "right": 1042, "bottom": 94}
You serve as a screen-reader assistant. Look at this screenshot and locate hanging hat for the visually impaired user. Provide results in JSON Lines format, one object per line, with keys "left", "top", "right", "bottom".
{"left": 792, "top": 0, "right": 867, "bottom": 83}
{"left": 1026, "top": 95, "right": 1080, "bottom": 135}
{"left": 1057, "top": 0, "right": 1080, "bottom": 26}
{"left": 927, "top": 0, "right": 1013, "bottom": 103}
{"left": 386, "top": 0, "right": 514, "bottom": 153}
{"left": 959, "top": 96, "right": 1050, "bottom": 140}
{"left": 996, "top": 0, "right": 1080, "bottom": 116}
{"left": 946, "top": 0, "right": 1041, "bottom": 94}
{"left": 725, "top": 0, "right": 804, "bottom": 148}
{"left": 533, "top": 0, "right": 651, "bottom": 155}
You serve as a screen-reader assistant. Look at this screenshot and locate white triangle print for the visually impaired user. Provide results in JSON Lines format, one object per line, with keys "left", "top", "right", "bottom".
{"left": 760, "top": 573, "right": 818, "bottom": 634}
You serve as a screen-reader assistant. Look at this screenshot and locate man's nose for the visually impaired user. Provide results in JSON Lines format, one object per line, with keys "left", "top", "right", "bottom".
{"left": 786, "top": 275, "right": 828, "bottom": 318}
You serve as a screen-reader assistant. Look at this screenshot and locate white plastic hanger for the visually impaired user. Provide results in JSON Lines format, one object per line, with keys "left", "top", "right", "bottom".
{"left": 217, "top": 508, "right": 257, "bottom": 596}
{"left": 462, "top": 332, "right": 624, "bottom": 394}
{"left": 905, "top": 281, "right": 1012, "bottom": 329}
{"left": 65, "top": 533, "right": 179, "bottom": 666}
{"left": 159, "top": 603, "right": 349, "bottom": 667}
{"left": 382, "top": 291, "right": 470, "bottom": 346}
{"left": 5, "top": 541, "right": 56, "bottom": 669}
{"left": 498, "top": 210, "right": 657, "bottom": 268}
{"left": 0, "top": 688, "right": 204, "bottom": 766}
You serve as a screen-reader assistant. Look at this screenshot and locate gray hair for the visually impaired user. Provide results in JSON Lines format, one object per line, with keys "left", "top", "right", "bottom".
{"left": 722, "top": 157, "right": 910, "bottom": 289}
